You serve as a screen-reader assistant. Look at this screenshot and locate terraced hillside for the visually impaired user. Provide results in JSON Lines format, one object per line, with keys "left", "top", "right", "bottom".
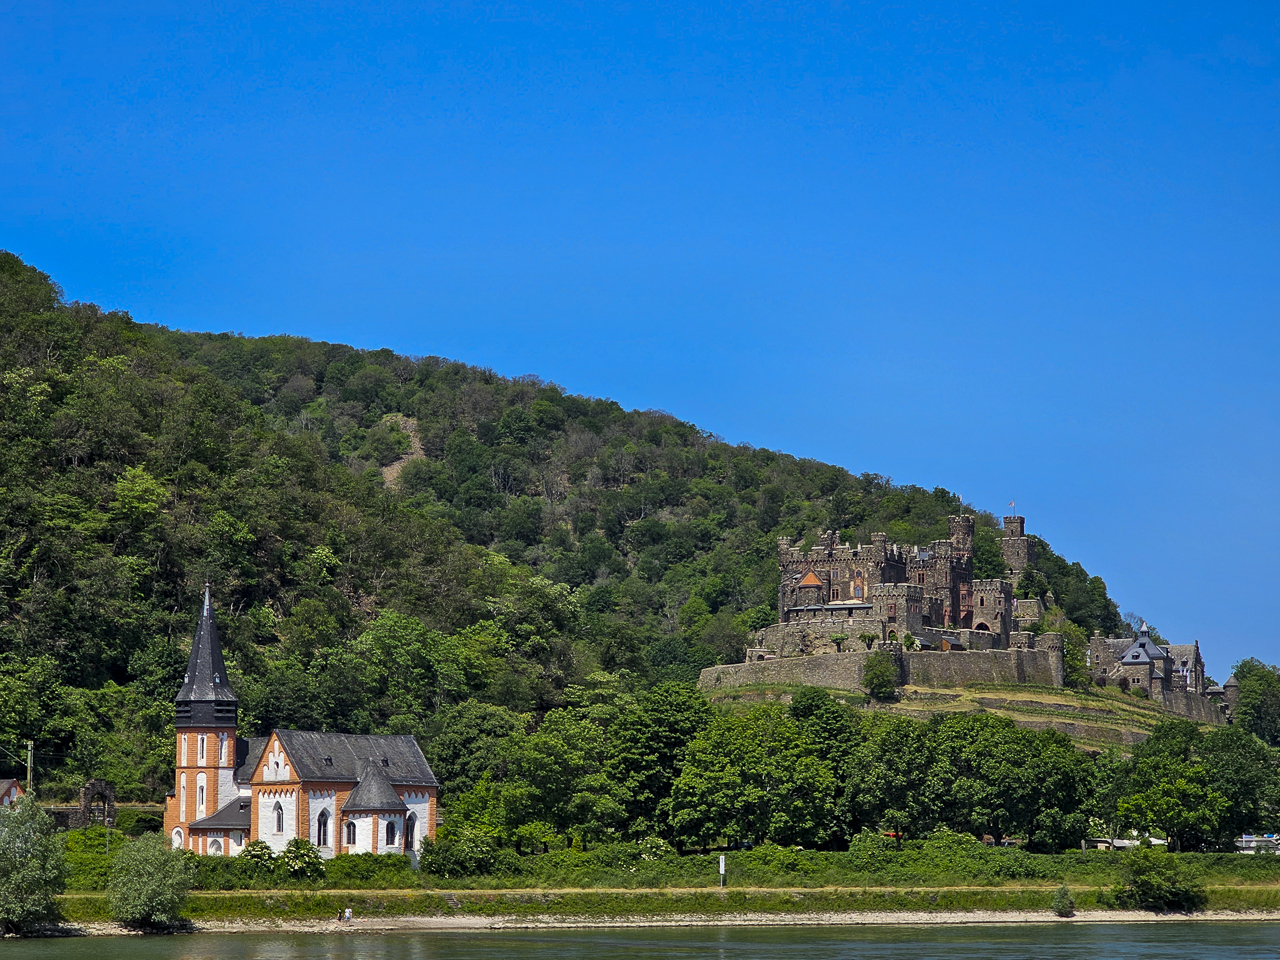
{"left": 707, "top": 681, "right": 1223, "bottom": 750}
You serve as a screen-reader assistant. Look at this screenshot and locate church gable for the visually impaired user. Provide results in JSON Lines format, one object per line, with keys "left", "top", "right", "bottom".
{"left": 256, "top": 734, "right": 296, "bottom": 784}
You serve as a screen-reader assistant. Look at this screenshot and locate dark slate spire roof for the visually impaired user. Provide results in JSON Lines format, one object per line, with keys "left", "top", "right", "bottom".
{"left": 175, "top": 584, "right": 238, "bottom": 728}
{"left": 343, "top": 761, "right": 409, "bottom": 812}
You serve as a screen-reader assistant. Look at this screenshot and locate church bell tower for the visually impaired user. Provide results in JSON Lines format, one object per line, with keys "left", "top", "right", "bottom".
{"left": 164, "top": 585, "right": 239, "bottom": 849}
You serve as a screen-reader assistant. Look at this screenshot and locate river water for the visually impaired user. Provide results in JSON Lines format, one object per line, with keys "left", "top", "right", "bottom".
{"left": 5, "top": 924, "right": 1280, "bottom": 960}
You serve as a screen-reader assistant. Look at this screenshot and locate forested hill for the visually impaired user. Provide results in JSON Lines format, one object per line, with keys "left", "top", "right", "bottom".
{"left": 0, "top": 251, "right": 1120, "bottom": 799}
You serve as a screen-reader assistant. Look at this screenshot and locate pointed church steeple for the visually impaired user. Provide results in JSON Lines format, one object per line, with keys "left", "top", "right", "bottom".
{"left": 175, "top": 584, "right": 238, "bottom": 728}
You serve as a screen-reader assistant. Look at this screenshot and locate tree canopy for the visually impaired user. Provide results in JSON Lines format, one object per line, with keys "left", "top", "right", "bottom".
{"left": 0, "top": 250, "right": 1124, "bottom": 799}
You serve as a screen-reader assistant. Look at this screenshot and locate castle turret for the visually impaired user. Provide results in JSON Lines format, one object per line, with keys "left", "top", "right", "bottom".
{"left": 1001, "top": 515, "right": 1036, "bottom": 581}
{"left": 948, "top": 515, "right": 974, "bottom": 558}
{"left": 165, "top": 586, "right": 240, "bottom": 849}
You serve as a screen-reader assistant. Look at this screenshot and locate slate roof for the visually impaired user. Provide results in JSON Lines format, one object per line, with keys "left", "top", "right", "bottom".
{"left": 190, "top": 797, "right": 252, "bottom": 830}
{"left": 343, "top": 761, "right": 410, "bottom": 812}
{"left": 235, "top": 737, "right": 269, "bottom": 784}
{"left": 1118, "top": 638, "right": 1169, "bottom": 665}
{"left": 271, "top": 730, "right": 438, "bottom": 787}
{"left": 176, "top": 585, "right": 238, "bottom": 705}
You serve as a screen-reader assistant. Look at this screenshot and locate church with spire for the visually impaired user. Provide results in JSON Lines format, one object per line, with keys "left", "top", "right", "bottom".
{"left": 163, "top": 587, "right": 439, "bottom": 858}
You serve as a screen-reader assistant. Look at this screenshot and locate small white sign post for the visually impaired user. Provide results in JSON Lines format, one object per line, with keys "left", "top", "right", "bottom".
{"left": 719, "top": 854, "right": 726, "bottom": 888}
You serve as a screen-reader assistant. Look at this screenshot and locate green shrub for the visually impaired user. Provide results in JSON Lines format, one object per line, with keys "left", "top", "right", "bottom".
{"left": 1051, "top": 883, "right": 1075, "bottom": 917}
{"left": 279, "top": 838, "right": 325, "bottom": 882}
{"left": 324, "top": 853, "right": 419, "bottom": 888}
{"left": 0, "top": 797, "right": 67, "bottom": 933}
{"left": 63, "top": 825, "right": 127, "bottom": 890}
{"left": 238, "top": 840, "right": 276, "bottom": 878}
{"left": 420, "top": 828, "right": 503, "bottom": 878}
{"left": 1106, "top": 849, "right": 1207, "bottom": 912}
{"left": 109, "top": 832, "right": 195, "bottom": 927}
{"left": 863, "top": 650, "right": 899, "bottom": 701}
{"left": 114, "top": 809, "right": 163, "bottom": 837}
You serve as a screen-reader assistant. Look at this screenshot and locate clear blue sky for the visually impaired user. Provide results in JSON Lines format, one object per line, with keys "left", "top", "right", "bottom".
{"left": 4, "top": 2, "right": 1278, "bottom": 680}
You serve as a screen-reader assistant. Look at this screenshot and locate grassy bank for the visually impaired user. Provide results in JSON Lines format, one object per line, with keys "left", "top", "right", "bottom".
{"left": 57, "top": 885, "right": 1280, "bottom": 925}
{"left": 420, "top": 845, "right": 1280, "bottom": 892}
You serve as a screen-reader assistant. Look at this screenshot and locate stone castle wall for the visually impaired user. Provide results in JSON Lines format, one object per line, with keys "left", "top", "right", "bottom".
{"left": 1158, "top": 686, "right": 1226, "bottom": 725}
{"left": 699, "top": 647, "right": 1063, "bottom": 693}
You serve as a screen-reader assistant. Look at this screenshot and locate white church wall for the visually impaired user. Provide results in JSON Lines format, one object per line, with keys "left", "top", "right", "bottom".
{"left": 257, "top": 789, "right": 297, "bottom": 853}
{"left": 307, "top": 790, "right": 337, "bottom": 856}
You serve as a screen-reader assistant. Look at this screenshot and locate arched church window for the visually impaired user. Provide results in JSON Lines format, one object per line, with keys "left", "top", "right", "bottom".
{"left": 274, "top": 801, "right": 284, "bottom": 833}
{"left": 317, "top": 809, "right": 330, "bottom": 847}
{"left": 345, "top": 820, "right": 357, "bottom": 845}
{"left": 171, "top": 828, "right": 184, "bottom": 850}
{"left": 198, "top": 735, "right": 206, "bottom": 763}
{"left": 386, "top": 820, "right": 397, "bottom": 847}
{"left": 209, "top": 839, "right": 223, "bottom": 856}
{"left": 405, "top": 813, "right": 417, "bottom": 850}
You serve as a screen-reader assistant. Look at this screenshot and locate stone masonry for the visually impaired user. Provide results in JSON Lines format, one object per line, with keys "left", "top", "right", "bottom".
{"left": 731, "top": 514, "right": 1227, "bottom": 724}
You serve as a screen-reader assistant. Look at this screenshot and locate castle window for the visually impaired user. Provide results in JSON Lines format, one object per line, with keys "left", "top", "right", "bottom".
{"left": 345, "top": 820, "right": 357, "bottom": 845}
{"left": 274, "top": 802, "right": 284, "bottom": 833}
{"left": 317, "top": 809, "right": 330, "bottom": 847}
{"left": 888, "top": 604, "right": 896, "bottom": 616}
{"left": 979, "top": 596, "right": 985, "bottom": 607}
{"left": 831, "top": 587, "right": 840, "bottom": 600}
{"left": 854, "top": 587, "right": 863, "bottom": 598}
{"left": 917, "top": 573, "right": 925, "bottom": 585}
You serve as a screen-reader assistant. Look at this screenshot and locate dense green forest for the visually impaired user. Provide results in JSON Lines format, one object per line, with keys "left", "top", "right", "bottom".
{"left": 0, "top": 251, "right": 1181, "bottom": 815}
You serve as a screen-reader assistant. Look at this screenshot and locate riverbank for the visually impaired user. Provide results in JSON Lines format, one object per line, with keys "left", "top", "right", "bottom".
{"left": 36, "top": 907, "right": 1280, "bottom": 937}
{"left": 43, "top": 885, "right": 1280, "bottom": 935}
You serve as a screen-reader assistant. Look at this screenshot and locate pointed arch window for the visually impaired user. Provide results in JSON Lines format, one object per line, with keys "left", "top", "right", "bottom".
{"left": 317, "top": 809, "right": 330, "bottom": 848}
{"left": 385, "top": 820, "right": 397, "bottom": 848}
{"left": 274, "top": 801, "right": 284, "bottom": 833}
{"left": 405, "top": 813, "right": 417, "bottom": 850}
{"left": 198, "top": 735, "right": 206, "bottom": 764}
{"left": 345, "top": 820, "right": 356, "bottom": 845}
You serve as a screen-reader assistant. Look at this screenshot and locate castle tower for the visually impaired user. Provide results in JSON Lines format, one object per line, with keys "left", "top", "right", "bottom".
{"left": 948, "top": 516, "right": 975, "bottom": 558}
{"left": 1000, "top": 515, "right": 1036, "bottom": 582}
{"left": 164, "top": 585, "right": 240, "bottom": 850}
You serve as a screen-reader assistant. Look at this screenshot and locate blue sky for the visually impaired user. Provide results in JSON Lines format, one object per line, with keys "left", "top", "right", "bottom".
{"left": 4, "top": 2, "right": 1278, "bottom": 679}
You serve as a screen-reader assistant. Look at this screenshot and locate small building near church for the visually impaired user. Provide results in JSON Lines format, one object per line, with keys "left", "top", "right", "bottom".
{"left": 0, "top": 779, "right": 23, "bottom": 805}
{"left": 163, "top": 587, "right": 439, "bottom": 857}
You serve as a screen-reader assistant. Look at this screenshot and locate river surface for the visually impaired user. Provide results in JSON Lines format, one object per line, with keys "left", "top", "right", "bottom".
{"left": 6, "top": 924, "right": 1280, "bottom": 960}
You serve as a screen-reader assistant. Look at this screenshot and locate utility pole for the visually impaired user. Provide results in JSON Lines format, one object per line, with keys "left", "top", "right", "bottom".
{"left": 25, "top": 740, "right": 33, "bottom": 795}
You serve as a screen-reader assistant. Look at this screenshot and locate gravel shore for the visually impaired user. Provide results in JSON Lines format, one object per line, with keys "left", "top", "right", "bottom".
{"left": 45, "top": 909, "right": 1280, "bottom": 937}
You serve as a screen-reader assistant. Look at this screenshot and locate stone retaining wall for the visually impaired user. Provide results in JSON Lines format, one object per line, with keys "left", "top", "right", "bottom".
{"left": 699, "top": 648, "right": 1063, "bottom": 693}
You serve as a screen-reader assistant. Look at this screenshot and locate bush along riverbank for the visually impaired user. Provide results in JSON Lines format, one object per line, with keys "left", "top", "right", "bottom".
{"left": 55, "top": 884, "right": 1280, "bottom": 927}
{"left": 59, "top": 830, "right": 1280, "bottom": 896}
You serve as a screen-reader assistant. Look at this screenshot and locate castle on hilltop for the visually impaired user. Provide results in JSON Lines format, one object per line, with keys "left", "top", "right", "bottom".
{"left": 707, "top": 515, "right": 1226, "bottom": 726}
{"left": 752, "top": 515, "right": 1046, "bottom": 657}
